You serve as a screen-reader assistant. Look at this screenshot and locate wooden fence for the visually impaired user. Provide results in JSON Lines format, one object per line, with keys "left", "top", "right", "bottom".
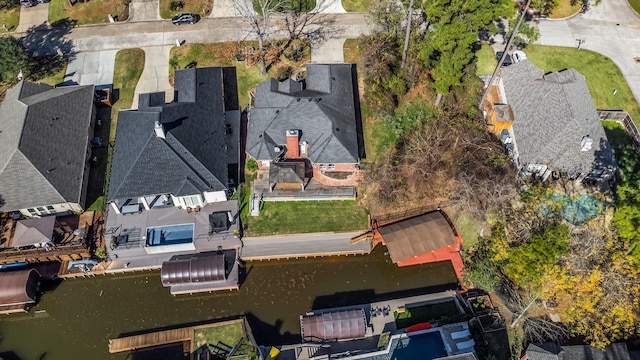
{"left": 598, "top": 110, "right": 640, "bottom": 152}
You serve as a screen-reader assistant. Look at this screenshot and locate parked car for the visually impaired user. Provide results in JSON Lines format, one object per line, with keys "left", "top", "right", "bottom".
{"left": 512, "top": 50, "right": 528, "bottom": 63}
{"left": 171, "top": 13, "right": 201, "bottom": 25}
{"left": 495, "top": 51, "right": 513, "bottom": 67}
{"left": 20, "top": 0, "right": 34, "bottom": 7}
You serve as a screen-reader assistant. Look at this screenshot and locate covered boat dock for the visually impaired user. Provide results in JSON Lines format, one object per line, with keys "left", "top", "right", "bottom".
{"left": 0, "top": 268, "right": 41, "bottom": 314}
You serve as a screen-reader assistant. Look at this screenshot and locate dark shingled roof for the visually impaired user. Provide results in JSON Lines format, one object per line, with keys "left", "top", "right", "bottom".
{"left": 526, "top": 343, "right": 631, "bottom": 360}
{"left": 500, "top": 60, "right": 618, "bottom": 175}
{"left": 246, "top": 64, "right": 362, "bottom": 165}
{"left": 269, "top": 161, "right": 306, "bottom": 184}
{"left": 0, "top": 81, "right": 95, "bottom": 212}
{"left": 108, "top": 67, "right": 239, "bottom": 201}
{"left": 378, "top": 210, "right": 458, "bottom": 263}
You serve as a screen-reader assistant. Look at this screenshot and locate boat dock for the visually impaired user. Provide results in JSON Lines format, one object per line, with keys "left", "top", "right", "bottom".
{"left": 108, "top": 318, "right": 244, "bottom": 354}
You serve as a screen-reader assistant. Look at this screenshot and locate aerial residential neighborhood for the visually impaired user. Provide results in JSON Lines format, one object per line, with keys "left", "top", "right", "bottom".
{"left": 1, "top": 0, "right": 640, "bottom": 358}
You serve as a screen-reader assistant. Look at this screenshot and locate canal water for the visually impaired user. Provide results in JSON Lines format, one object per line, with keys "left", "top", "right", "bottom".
{"left": 0, "top": 246, "right": 457, "bottom": 359}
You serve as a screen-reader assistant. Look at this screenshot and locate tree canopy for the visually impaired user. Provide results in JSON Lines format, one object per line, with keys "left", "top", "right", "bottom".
{"left": 0, "top": 37, "right": 29, "bottom": 84}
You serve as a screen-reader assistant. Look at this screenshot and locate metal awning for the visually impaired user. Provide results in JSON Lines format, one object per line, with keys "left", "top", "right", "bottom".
{"left": 301, "top": 309, "right": 367, "bottom": 341}
{"left": 12, "top": 217, "right": 55, "bottom": 248}
{"left": 378, "top": 210, "right": 458, "bottom": 263}
{"left": 161, "top": 253, "right": 226, "bottom": 286}
{"left": 0, "top": 269, "right": 41, "bottom": 307}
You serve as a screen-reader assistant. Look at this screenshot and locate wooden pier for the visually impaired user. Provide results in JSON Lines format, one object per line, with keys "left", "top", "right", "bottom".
{"left": 108, "top": 328, "right": 193, "bottom": 353}
{"left": 108, "top": 318, "right": 245, "bottom": 354}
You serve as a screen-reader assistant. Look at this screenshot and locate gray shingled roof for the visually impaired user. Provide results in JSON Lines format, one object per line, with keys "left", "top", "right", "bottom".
{"left": 526, "top": 343, "right": 631, "bottom": 360}
{"left": 0, "top": 81, "right": 95, "bottom": 212}
{"left": 246, "top": 64, "right": 361, "bottom": 165}
{"left": 500, "top": 60, "right": 618, "bottom": 175}
{"left": 107, "top": 67, "right": 239, "bottom": 201}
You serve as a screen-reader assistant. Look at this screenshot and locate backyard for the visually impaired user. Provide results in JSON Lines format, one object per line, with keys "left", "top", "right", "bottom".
{"left": 87, "top": 48, "right": 145, "bottom": 211}
{"left": 476, "top": 45, "right": 640, "bottom": 121}
{"left": 239, "top": 180, "right": 368, "bottom": 236}
{"left": 170, "top": 40, "right": 310, "bottom": 107}
{"left": 159, "top": 0, "right": 211, "bottom": 18}
{"left": 475, "top": 44, "right": 496, "bottom": 76}
{"left": 49, "top": 0, "right": 127, "bottom": 25}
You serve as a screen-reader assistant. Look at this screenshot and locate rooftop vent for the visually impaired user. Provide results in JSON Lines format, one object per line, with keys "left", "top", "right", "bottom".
{"left": 154, "top": 121, "right": 166, "bottom": 139}
{"left": 580, "top": 135, "right": 593, "bottom": 152}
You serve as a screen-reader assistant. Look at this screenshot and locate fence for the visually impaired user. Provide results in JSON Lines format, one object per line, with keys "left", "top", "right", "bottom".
{"left": 598, "top": 110, "right": 640, "bottom": 153}
{"left": 371, "top": 201, "right": 450, "bottom": 225}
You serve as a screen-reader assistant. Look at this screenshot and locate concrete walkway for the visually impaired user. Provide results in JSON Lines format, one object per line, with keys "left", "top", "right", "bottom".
{"left": 241, "top": 231, "right": 371, "bottom": 260}
{"left": 64, "top": 50, "right": 118, "bottom": 86}
{"left": 537, "top": 0, "right": 640, "bottom": 105}
{"left": 314, "top": 0, "right": 346, "bottom": 13}
{"left": 129, "top": 0, "right": 161, "bottom": 22}
{"left": 16, "top": 3, "right": 48, "bottom": 32}
{"left": 132, "top": 45, "right": 174, "bottom": 109}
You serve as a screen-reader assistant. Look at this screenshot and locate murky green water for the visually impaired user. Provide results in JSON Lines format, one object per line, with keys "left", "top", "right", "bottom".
{"left": 0, "top": 247, "right": 457, "bottom": 359}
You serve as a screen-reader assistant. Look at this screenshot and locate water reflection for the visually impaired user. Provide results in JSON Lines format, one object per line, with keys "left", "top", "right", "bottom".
{"left": 0, "top": 246, "right": 457, "bottom": 359}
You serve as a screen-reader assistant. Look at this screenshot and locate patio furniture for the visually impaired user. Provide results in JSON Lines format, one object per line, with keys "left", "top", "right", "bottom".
{"left": 456, "top": 339, "right": 475, "bottom": 349}
{"left": 450, "top": 329, "right": 471, "bottom": 340}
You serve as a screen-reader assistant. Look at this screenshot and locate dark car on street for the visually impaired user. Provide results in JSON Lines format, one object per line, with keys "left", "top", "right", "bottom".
{"left": 495, "top": 51, "right": 512, "bottom": 67}
{"left": 171, "top": 13, "right": 201, "bottom": 25}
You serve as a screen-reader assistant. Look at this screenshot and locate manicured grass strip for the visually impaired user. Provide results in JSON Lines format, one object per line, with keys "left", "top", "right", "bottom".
{"left": 88, "top": 48, "right": 144, "bottom": 211}
{"left": 159, "top": 0, "right": 212, "bottom": 19}
{"left": 548, "top": 0, "right": 582, "bottom": 18}
{"left": 343, "top": 38, "right": 360, "bottom": 64}
{"left": 475, "top": 44, "right": 496, "bottom": 76}
{"left": 244, "top": 200, "right": 368, "bottom": 236}
{"left": 525, "top": 45, "right": 640, "bottom": 122}
{"left": 341, "top": 0, "right": 372, "bottom": 12}
{"left": 0, "top": 6, "right": 20, "bottom": 32}
{"left": 629, "top": 0, "right": 640, "bottom": 15}
{"left": 49, "top": 0, "right": 126, "bottom": 26}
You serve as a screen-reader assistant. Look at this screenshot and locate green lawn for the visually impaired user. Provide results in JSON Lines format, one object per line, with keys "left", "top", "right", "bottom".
{"left": 49, "top": 0, "right": 126, "bottom": 26}
{"left": 159, "top": 0, "right": 211, "bottom": 19}
{"left": 548, "top": 0, "right": 582, "bottom": 18}
{"left": 525, "top": 45, "right": 640, "bottom": 121}
{"left": 475, "top": 44, "right": 496, "bottom": 76}
{"left": 242, "top": 199, "right": 368, "bottom": 236}
{"left": 194, "top": 323, "right": 243, "bottom": 350}
{"left": 170, "top": 41, "right": 310, "bottom": 107}
{"left": 0, "top": 6, "right": 20, "bottom": 32}
{"left": 87, "top": 48, "right": 144, "bottom": 211}
{"left": 342, "top": 0, "right": 372, "bottom": 12}
{"left": 629, "top": 0, "right": 640, "bottom": 15}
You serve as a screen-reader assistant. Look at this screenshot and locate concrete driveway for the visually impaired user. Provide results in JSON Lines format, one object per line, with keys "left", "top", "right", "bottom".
{"left": 64, "top": 50, "right": 118, "bottom": 86}
{"left": 210, "top": 0, "right": 250, "bottom": 18}
{"left": 314, "top": 0, "right": 346, "bottom": 13}
{"left": 129, "top": 0, "right": 160, "bottom": 21}
{"left": 16, "top": 3, "right": 49, "bottom": 33}
{"left": 537, "top": 0, "right": 640, "bottom": 105}
{"left": 132, "top": 45, "right": 174, "bottom": 109}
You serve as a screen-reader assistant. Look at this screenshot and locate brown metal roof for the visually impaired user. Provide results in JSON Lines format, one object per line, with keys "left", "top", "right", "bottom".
{"left": 378, "top": 210, "right": 457, "bottom": 263}
{"left": 0, "top": 269, "right": 40, "bottom": 306}
{"left": 161, "top": 253, "right": 226, "bottom": 286}
{"left": 301, "top": 309, "right": 367, "bottom": 341}
{"left": 12, "top": 216, "right": 55, "bottom": 248}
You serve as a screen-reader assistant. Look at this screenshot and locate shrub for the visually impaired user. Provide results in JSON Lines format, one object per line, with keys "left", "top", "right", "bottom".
{"left": 274, "top": 65, "right": 292, "bottom": 81}
{"left": 169, "top": 0, "right": 183, "bottom": 11}
{"left": 95, "top": 246, "right": 107, "bottom": 259}
{"left": 284, "top": 42, "right": 306, "bottom": 62}
{"left": 246, "top": 157, "right": 258, "bottom": 172}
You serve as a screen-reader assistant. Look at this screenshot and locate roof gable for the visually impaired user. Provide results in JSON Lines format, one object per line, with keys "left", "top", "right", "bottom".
{"left": 247, "top": 64, "right": 361, "bottom": 164}
{"left": 500, "top": 61, "right": 618, "bottom": 174}
{"left": 108, "top": 67, "right": 237, "bottom": 200}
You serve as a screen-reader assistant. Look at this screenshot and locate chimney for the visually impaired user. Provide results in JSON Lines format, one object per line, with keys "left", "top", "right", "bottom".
{"left": 154, "top": 121, "right": 166, "bottom": 139}
{"left": 286, "top": 129, "right": 299, "bottom": 158}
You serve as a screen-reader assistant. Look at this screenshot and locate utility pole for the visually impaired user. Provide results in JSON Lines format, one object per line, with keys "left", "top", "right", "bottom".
{"left": 478, "top": 0, "right": 532, "bottom": 110}
{"left": 401, "top": 0, "right": 415, "bottom": 69}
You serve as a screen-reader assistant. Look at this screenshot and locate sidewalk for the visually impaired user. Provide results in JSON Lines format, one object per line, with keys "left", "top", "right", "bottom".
{"left": 241, "top": 231, "right": 371, "bottom": 260}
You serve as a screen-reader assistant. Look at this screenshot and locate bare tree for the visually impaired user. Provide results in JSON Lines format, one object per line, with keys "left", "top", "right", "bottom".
{"left": 234, "top": 0, "right": 282, "bottom": 74}
{"left": 278, "top": 0, "right": 336, "bottom": 45}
